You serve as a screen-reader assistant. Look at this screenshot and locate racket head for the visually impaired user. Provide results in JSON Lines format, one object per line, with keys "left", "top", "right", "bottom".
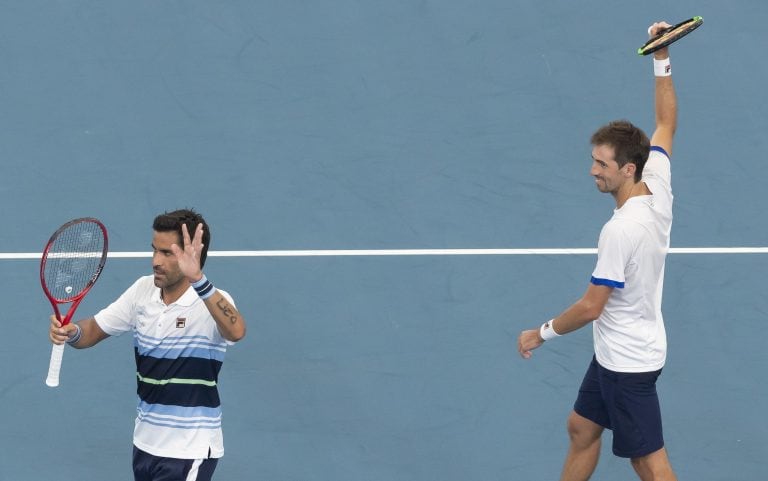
{"left": 40, "top": 217, "right": 108, "bottom": 324}
{"left": 637, "top": 16, "right": 703, "bottom": 56}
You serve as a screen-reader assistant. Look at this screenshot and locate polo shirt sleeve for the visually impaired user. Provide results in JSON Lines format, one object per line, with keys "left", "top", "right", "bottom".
{"left": 591, "top": 221, "right": 633, "bottom": 288}
{"left": 94, "top": 277, "right": 144, "bottom": 336}
{"left": 643, "top": 146, "right": 672, "bottom": 204}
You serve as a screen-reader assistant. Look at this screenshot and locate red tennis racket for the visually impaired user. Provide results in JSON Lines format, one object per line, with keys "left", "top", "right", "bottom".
{"left": 41, "top": 218, "right": 108, "bottom": 387}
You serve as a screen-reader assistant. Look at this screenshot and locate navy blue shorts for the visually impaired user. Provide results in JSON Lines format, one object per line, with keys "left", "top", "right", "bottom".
{"left": 133, "top": 446, "right": 219, "bottom": 481}
{"left": 574, "top": 356, "right": 664, "bottom": 458}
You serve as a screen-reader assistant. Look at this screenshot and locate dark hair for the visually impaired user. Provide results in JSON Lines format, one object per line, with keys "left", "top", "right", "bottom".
{"left": 590, "top": 120, "right": 650, "bottom": 182}
{"left": 152, "top": 208, "right": 210, "bottom": 268}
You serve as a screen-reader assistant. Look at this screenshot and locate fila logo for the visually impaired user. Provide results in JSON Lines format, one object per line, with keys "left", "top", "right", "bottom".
{"left": 176, "top": 318, "right": 186, "bottom": 328}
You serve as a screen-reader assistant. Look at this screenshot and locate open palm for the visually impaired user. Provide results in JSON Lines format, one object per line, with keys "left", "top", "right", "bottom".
{"left": 171, "top": 223, "right": 204, "bottom": 282}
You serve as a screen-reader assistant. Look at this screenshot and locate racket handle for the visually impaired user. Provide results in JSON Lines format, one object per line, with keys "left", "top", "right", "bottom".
{"left": 45, "top": 342, "right": 65, "bottom": 387}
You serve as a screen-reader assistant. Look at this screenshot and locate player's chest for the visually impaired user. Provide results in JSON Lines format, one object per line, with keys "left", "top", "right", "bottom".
{"left": 134, "top": 302, "right": 209, "bottom": 337}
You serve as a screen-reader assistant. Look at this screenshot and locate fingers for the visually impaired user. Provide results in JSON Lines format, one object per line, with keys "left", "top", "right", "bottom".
{"left": 518, "top": 338, "right": 532, "bottom": 359}
{"left": 180, "top": 223, "right": 205, "bottom": 251}
{"left": 518, "top": 329, "right": 543, "bottom": 359}
{"left": 172, "top": 224, "right": 204, "bottom": 258}
{"left": 181, "top": 223, "right": 192, "bottom": 246}
{"left": 647, "top": 21, "right": 672, "bottom": 38}
{"left": 517, "top": 332, "right": 533, "bottom": 359}
{"left": 172, "top": 224, "right": 204, "bottom": 281}
{"left": 49, "top": 318, "right": 74, "bottom": 345}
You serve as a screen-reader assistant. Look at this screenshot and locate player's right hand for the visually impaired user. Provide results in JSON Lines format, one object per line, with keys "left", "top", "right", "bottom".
{"left": 518, "top": 328, "right": 544, "bottom": 359}
{"left": 49, "top": 315, "right": 76, "bottom": 345}
{"left": 647, "top": 21, "right": 672, "bottom": 38}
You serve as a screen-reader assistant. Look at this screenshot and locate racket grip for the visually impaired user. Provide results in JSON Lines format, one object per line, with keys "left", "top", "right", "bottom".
{"left": 45, "top": 342, "right": 65, "bottom": 387}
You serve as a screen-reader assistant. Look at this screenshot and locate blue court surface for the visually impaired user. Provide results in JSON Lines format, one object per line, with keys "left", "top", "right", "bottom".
{"left": 1, "top": 1, "right": 767, "bottom": 480}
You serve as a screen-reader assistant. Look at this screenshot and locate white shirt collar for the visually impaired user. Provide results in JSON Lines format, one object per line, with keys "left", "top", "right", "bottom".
{"left": 152, "top": 285, "right": 199, "bottom": 307}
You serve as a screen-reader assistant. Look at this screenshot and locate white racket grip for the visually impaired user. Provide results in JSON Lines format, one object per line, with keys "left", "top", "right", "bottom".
{"left": 46, "top": 342, "right": 65, "bottom": 387}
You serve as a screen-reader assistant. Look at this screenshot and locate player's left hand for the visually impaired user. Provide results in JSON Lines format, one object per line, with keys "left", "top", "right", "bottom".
{"left": 172, "top": 223, "right": 205, "bottom": 282}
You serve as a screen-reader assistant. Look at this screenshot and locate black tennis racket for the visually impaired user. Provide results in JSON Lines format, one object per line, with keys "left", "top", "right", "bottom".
{"left": 41, "top": 218, "right": 108, "bottom": 387}
{"left": 638, "top": 16, "right": 703, "bottom": 56}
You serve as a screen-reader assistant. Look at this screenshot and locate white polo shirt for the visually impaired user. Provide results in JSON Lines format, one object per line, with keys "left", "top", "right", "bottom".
{"left": 94, "top": 275, "right": 234, "bottom": 459}
{"left": 590, "top": 147, "right": 672, "bottom": 373}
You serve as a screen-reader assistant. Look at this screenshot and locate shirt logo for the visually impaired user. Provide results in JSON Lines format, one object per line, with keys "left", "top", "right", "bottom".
{"left": 176, "top": 318, "right": 186, "bottom": 328}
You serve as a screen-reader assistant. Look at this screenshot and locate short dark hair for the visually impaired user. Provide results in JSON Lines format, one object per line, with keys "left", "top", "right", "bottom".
{"left": 590, "top": 120, "right": 650, "bottom": 182}
{"left": 152, "top": 208, "right": 210, "bottom": 268}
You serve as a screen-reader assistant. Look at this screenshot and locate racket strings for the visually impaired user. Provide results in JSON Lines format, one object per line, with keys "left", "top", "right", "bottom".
{"left": 639, "top": 17, "right": 702, "bottom": 55}
{"left": 44, "top": 222, "right": 105, "bottom": 301}
{"left": 646, "top": 23, "right": 697, "bottom": 49}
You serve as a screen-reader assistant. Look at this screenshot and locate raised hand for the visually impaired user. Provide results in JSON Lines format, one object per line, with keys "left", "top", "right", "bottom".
{"left": 171, "top": 223, "right": 205, "bottom": 282}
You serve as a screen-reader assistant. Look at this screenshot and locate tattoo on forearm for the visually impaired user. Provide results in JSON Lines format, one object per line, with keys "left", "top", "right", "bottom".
{"left": 216, "top": 298, "right": 238, "bottom": 325}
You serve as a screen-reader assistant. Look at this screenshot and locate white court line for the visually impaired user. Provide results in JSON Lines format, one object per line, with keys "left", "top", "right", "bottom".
{"left": 2, "top": 247, "right": 768, "bottom": 260}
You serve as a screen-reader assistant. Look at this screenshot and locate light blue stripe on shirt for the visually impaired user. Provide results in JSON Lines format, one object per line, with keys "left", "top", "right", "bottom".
{"left": 138, "top": 416, "right": 222, "bottom": 430}
{"left": 137, "top": 400, "right": 222, "bottom": 429}
{"left": 134, "top": 333, "right": 227, "bottom": 361}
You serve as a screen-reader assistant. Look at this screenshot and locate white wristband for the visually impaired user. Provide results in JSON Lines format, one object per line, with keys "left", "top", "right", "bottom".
{"left": 540, "top": 319, "right": 561, "bottom": 341}
{"left": 653, "top": 57, "right": 671, "bottom": 77}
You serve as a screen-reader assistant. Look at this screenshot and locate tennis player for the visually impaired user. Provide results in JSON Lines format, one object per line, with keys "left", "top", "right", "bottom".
{"left": 49, "top": 209, "right": 246, "bottom": 481}
{"left": 517, "top": 22, "right": 679, "bottom": 481}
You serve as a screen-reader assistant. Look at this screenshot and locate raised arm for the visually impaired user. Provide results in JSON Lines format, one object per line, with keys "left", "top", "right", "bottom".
{"left": 648, "top": 21, "right": 677, "bottom": 156}
{"left": 173, "top": 223, "right": 247, "bottom": 342}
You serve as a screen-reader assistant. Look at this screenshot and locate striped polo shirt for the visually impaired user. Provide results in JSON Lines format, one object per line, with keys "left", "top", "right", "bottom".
{"left": 94, "top": 275, "right": 234, "bottom": 459}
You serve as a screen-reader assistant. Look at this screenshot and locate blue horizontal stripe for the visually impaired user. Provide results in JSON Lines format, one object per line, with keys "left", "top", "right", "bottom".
{"left": 134, "top": 334, "right": 227, "bottom": 361}
{"left": 137, "top": 416, "right": 222, "bottom": 430}
{"left": 137, "top": 400, "right": 222, "bottom": 419}
{"left": 650, "top": 145, "right": 669, "bottom": 158}
{"left": 136, "top": 378, "right": 221, "bottom": 408}
{"left": 138, "top": 412, "right": 222, "bottom": 427}
{"left": 138, "top": 412, "right": 221, "bottom": 426}
{"left": 137, "top": 400, "right": 222, "bottom": 429}
{"left": 136, "top": 332, "right": 224, "bottom": 346}
{"left": 590, "top": 276, "right": 625, "bottom": 288}
{"left": 135, "top": 342, "right": 226, "bottom": 362}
